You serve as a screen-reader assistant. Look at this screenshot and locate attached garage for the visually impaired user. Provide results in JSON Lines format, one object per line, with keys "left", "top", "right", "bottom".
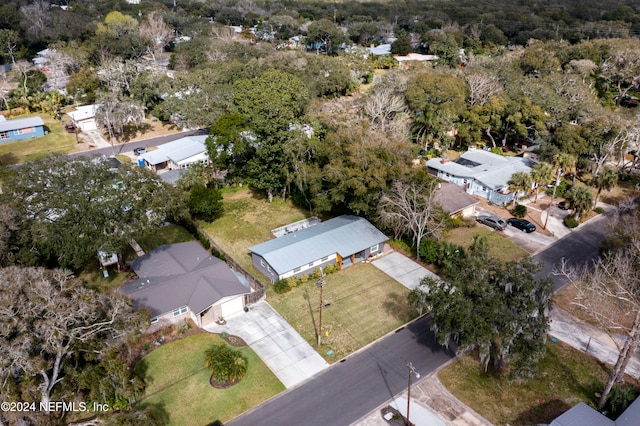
{"left": 220, "top": 296, "right": 245, "bottom": 318}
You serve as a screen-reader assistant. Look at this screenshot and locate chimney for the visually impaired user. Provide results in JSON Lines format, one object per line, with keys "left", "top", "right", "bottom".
{"left": 441, "top": 158, "right": 450, "bottom": 164}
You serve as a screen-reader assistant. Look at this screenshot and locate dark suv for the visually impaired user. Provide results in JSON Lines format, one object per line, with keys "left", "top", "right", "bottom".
{"left": 507, "top": 218, "right": 536, "bottom": 233}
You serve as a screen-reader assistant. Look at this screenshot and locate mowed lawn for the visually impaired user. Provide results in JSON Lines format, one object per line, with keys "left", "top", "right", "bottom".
{"left": 135, "top": 333, "right": 284, "bottom": 426}
{"left": 0, "top": 113, "right": 77, "bottom": 165}
{"left": 201, "top": 188, "right": 310, "bottom": 280}
{"left": 268, "top": 262, "right": 416, "bottom": 362}
{"left": 445, "top": 226, "right": 528, "bottom": 263}
{"left": 438, "top": 339, "right": 628, "bottom": 425}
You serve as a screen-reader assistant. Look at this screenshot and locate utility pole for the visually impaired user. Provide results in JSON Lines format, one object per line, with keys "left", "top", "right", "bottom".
{"left": 406, "top": 362, "right": 420, "bottom": 426}
{"left": 316, "top": 268, "right": 325, "bottom": 346}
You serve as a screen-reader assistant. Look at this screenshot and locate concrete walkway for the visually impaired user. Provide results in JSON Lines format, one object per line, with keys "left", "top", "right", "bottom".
{"left": 372, "top": 252, "right": 439, "bottom": 290}
{"left": 204, "top": 300, "right": 329, "bottom": 388}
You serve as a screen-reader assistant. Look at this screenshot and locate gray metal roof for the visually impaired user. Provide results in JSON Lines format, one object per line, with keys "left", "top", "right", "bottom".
{"left": 550, "top": 402, "right": 614, "bottom": 426}
{"left": 0, "top": 116, "right": 44, "bottom": 133}
{"left": 121, "top": 241, "right": 250, "bottom": 316}
{"left": 615, "top": 396, "right": 640, "bottom": 426}
{"left": 141, "top": 135, "right": 208, "bottom": 166}
{"left": 426, "top": 150, "right": 534, "bottom": 190}
{"left": 248, "top": 215, "right": 388, "bottom": 275}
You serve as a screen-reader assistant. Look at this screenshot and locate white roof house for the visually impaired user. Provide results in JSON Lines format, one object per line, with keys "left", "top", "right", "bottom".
{"left": 426, "top": 149, "right": 535, "bottom": 205}
{"left": 140, "top": 135, "right": 209, "bottom": 172}
{"left": 68, "top": 105, "right": 100, "bottom": 131}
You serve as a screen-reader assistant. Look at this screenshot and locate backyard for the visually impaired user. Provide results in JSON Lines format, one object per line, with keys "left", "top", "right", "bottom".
{"left": 134, "top": 333, "right": 284, "bottom": 425}
{"left": 267, "top": 262, "right": 416, "bottom": 362}
{"left": 438, "top": 339, "right": 637, "bottom": 425}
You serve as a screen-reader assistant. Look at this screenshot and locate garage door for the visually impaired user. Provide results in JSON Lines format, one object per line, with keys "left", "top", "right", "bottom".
{"left": 80, "top": 120, "right": 97, "bottom": 131}
{"left": 220, "top": 297, "right": 244, "bottom": 318}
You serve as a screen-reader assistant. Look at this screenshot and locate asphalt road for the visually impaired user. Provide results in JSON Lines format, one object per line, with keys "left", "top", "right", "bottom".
{"left": 533, "top": 211, "right": 612, "bottom": 291}
{"left": 68, "top": 128, "right": 208, "bottom": 158}
{"left": 227, "top": 316, "right": 455, "bottom": 426}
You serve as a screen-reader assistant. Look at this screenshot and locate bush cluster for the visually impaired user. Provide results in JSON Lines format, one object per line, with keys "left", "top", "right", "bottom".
{"left": 512, "top": 204, "right": 527, "bottom": 218}
{"left": 419, "top": 238, "right": 466, "bottom": 268}
{"left": 563, "top": 216, "right": 579, "bottom": 228}
{"left": 272, "top": 263, "right": 339, "bottom": 294}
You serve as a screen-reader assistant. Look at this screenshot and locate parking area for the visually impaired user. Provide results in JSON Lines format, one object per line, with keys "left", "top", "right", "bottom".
{"left": 372, "top": 252, "right": 439, "bottom": 290}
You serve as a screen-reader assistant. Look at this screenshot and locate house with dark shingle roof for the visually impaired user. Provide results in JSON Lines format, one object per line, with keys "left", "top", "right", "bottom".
{"left": 433, "top": 181, "right": 480, "bottom": 218}
{"left": 426, "top": 148, "right": 535, "bottom": 206}
{"left": 0, "top": 116, "right": 45, "bottom": 142}
{"left": 121, "top": 241, "right": 251, "bottom": 329}
{"left": 248, "top": 215, "right": 388, "bottom": 282}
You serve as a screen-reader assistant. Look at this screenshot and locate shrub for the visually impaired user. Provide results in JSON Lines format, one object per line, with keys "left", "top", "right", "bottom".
{"left": 563, "top": 216, "right": 579, "bottom": 228}
{"left": 273, "top": 279, "right": 291, "bottom": 294}
{"left": 299, "top": 274, "right": 310, "bottom": 283}
{"left": 606, "top": 384, "right": 638, "bottom": 417}
{"left": 204, "top": 343, "right": 248, "bottom": 384}
{"left": 188, "top": 184, "right": 224, "bottom": 222}
{"left": 210, "top": 245, "right": 226, "bottom": 261}
{"left": 418, "top": 238, "right": 440, "bottom": 264}
{"left": 594, "top": 207, "right": 604, "bottom": 214}
{"left": 512, "top": 204, "right": 527, "bottom": 218}
{"left": 546, "top": 180, "right": 571, "bottom": 198}
{"left": 323, "top": 264, "right": 338, "bottom": 274}
{"left": 388, "top": 239, "right": 414, "bottom": 254}
{"left": 446, "top": 217, "right": 463, "bottom": 229}
{"left": 490, "top": 147, "right": 504, "bottom": 156}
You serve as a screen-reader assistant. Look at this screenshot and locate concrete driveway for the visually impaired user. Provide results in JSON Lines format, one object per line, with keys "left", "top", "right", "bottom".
{"left": 372, "top": 252, "right": 439, "bottom": 290}
{"left": 205, "top": 300, "right": 328, "bottom": 389}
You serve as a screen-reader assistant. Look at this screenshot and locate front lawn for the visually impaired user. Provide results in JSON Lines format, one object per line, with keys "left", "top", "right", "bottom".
{"left": 268, "top": 262, "right": 417, "bottom": 362}
{"left": 134, "top": 333, "right": 284, "bottom": 426}
{"left": 201, "top": 188, "right": 311, "bottom": 282}
{"left": 445, "top": 226, "right": 528, "bottom": 263}
{"left": 438, "top": 339, "right": 633, "bottom": 425}
{"left": 0, "top": 113, "right": 77, "bottom": 165}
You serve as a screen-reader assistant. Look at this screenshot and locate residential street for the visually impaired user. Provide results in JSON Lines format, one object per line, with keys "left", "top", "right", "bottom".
{"left": 227, "top": 315, "right": 455, "bottom": 426}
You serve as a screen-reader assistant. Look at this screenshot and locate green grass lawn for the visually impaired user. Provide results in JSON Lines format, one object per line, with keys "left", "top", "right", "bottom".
{"left": 135, "top": 333, "right": 284, "bottom": 426}
{"left": 0, "top": 113, "right": 78, "bottom": 165}
{"left": 438, "top": 340, "right": 626, "bottom": 425}
{"left": 445, "top": 226, "right": 528, "bottom": 263}
{"left": 201, "top": 188, "right": 311, "bottom": 282}
{"left": 268, "top": 262, "right": 417, "bottom": 362}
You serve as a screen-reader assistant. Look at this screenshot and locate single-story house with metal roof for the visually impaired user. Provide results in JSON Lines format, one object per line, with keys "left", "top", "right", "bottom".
{"left": 248, "top": 215, "right": 389, "bottom": 282}
{"left": 550, "top": 396, "right": 640, "bottom": 426}
{"left": 433, "top": 181, "right": 480, "bottom": 218}
{"left": 0, "top": 116, "right": 45, "bottom": 142}
{"left": 67, "top": 104, "right": 100, "bottom": 131}
{"left": 140, "top": 135, "right": 209, "bottom": 173}
{"left": 426, "top": 148, "right": 535, "bottom": 205}
{"left": 121, "top": 241, "right": 251, "bottom": 330}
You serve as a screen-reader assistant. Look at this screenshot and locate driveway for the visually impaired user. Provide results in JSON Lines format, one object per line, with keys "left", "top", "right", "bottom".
{"left": 205, "top": 300, "right": 328, "bottom": 389}
{"left": 372, "top": 252, "right": 439, "bottom": 290}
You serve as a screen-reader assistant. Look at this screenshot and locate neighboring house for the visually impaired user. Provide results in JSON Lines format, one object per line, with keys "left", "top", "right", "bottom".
{"left": 426, "top": 148, "right": 535, "bottom": 205}
{"left": 140, "top": 135, "right": 209, "bottom": 173}
{"left": 394, "top": 52, "right": 440, "bottom": 69}
{"left": 67, "top": 104, "right": 99, "bottom": 131}
{"left": 433, "top": 181, "right": 480, "bottom": 218}
{"left": 248, "top": 215, "right": 388, "bottom": 282}
{"left": 0, "top": 116, "right": 45, "bottom": 142}
{"left": 121, "top": 241, "right": 251, "bottom": 329}
{"left": 550, "top": 397, "right": 640, "bottom": 426}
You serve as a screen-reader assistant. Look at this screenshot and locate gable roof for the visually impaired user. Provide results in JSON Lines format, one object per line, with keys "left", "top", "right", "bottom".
{"left": 550, "top": 403, "right": 614, "bottom": 426}
{"left": 141, "top": 135, "right": 208, "bottom": 166}
{"left": 121, "top": 241, "right": 249, "bottom": 316}
{"left": 248, "top": 215, "right": 388, "bottom": 275}
{"left": 0, "top": 116, "right": 44, "bottom": 133}
{"left": 433, "top": 182, "right": 479, "bottom": 215}
{"left": 426, "top": 150, "right": 535, "bottom": 190}
{"left": 68, "top": 104, "right": 98, "bottom": 122}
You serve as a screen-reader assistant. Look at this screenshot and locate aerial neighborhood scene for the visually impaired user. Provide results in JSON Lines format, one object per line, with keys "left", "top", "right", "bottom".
{"left": 2, "top": 0, "right": 640, "bottom": 425}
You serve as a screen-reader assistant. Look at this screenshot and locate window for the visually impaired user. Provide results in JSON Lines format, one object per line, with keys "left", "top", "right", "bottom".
{"left": 320, "top": 256, "right": 329, "bottom": 262}
{"left": 14, "top": 129, "right": 22, "bottom": 135}
{"left": 308, "top": 261, "right": 314, "bottom": 267}
{"left": 151, "top": 316, "right": 158, "bottom": 324}
{"left": 293, "top": 267, "right": 301, "bottom": 273}
{"left": 0, "top": 131, "right": 8, "bottom": 140}
{"left": 173, "top": 306, "right": 187, "bottom": 317}
{"left": 260, "top": 259, "right": 266, "bottom": 267}
{"left": 370, "top": 244, "right": 379, "bottom": 253}
{"left": 267, "top": 264, "right": 272, "bottom": 273}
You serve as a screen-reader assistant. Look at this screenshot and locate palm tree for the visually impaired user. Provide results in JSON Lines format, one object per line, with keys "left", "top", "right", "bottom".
{"left": 205, "top": 343, "right": 248, "bottom": 384}
{"left": 530, "top": 162, "right": 553, "bottom": 202}
{"left": 592, "top": 166, "right": 618, "bottom": 208}
{"left": 565, "top": 186, "right": 594, "bottom": 221}
{"left": 508, "top": 171, "right": 532, "bottom": 207}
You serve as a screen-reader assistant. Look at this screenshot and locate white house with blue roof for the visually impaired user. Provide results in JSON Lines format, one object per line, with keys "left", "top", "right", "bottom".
{"left": 248, "top": 215, "right": 388, "bottom": 282}
{"left": 426, "top": 148, "right": 535, "bottom": 205}
{"left": 140, "top": 135, "right": 209, "bottom": 172}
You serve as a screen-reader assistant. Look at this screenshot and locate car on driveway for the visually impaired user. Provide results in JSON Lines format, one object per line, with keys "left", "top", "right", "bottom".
{"left": 476, "top": 215, "right": 507, "bottom": 231}
{"left": 507, "top": 217, "right": 536, "bottom": 233}
{"left": 558, "top": 201, "right": 568, "bottom": 210}
{"left": 133, "top": 147, "right": 146, "bottom": 156}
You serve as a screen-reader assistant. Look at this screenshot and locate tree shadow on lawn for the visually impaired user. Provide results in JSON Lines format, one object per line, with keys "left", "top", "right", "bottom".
{"left": 382, "top": 291, "right": 416, "bottom": 323}
{"left": 134, "top": 399, "right": 170, "bottom": 425}
{"left": 513, "top": 399, "right": 572, "bottom": 425}
{"left": 303, "top": 287, "right": 319, "bottom": 342}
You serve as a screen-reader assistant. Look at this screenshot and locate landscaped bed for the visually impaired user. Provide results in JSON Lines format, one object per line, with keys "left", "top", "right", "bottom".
{"left": 134, "top": 333, "right": 284, "bottom": 426}
{"left": 267, "top": 262, "right": 416, "bottom": 362}
{"left": 438, "top": 339, "right": 638, "bottom": 425}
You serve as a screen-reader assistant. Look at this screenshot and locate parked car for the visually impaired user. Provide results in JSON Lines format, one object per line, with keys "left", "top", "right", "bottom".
{"left": 133, "top": 147, "right": 146, "bottom": 156}
{"left": 64, "top": 124, "right": 76, "bottom": 133}
{"left": 558, "top": 201, "right": 568, "bottom": 210}
{"left": 507, "top": 218, "right": 536, "bottom": 233}
{"left": 476, "top": 215, "right": 507, "bottom": 231}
